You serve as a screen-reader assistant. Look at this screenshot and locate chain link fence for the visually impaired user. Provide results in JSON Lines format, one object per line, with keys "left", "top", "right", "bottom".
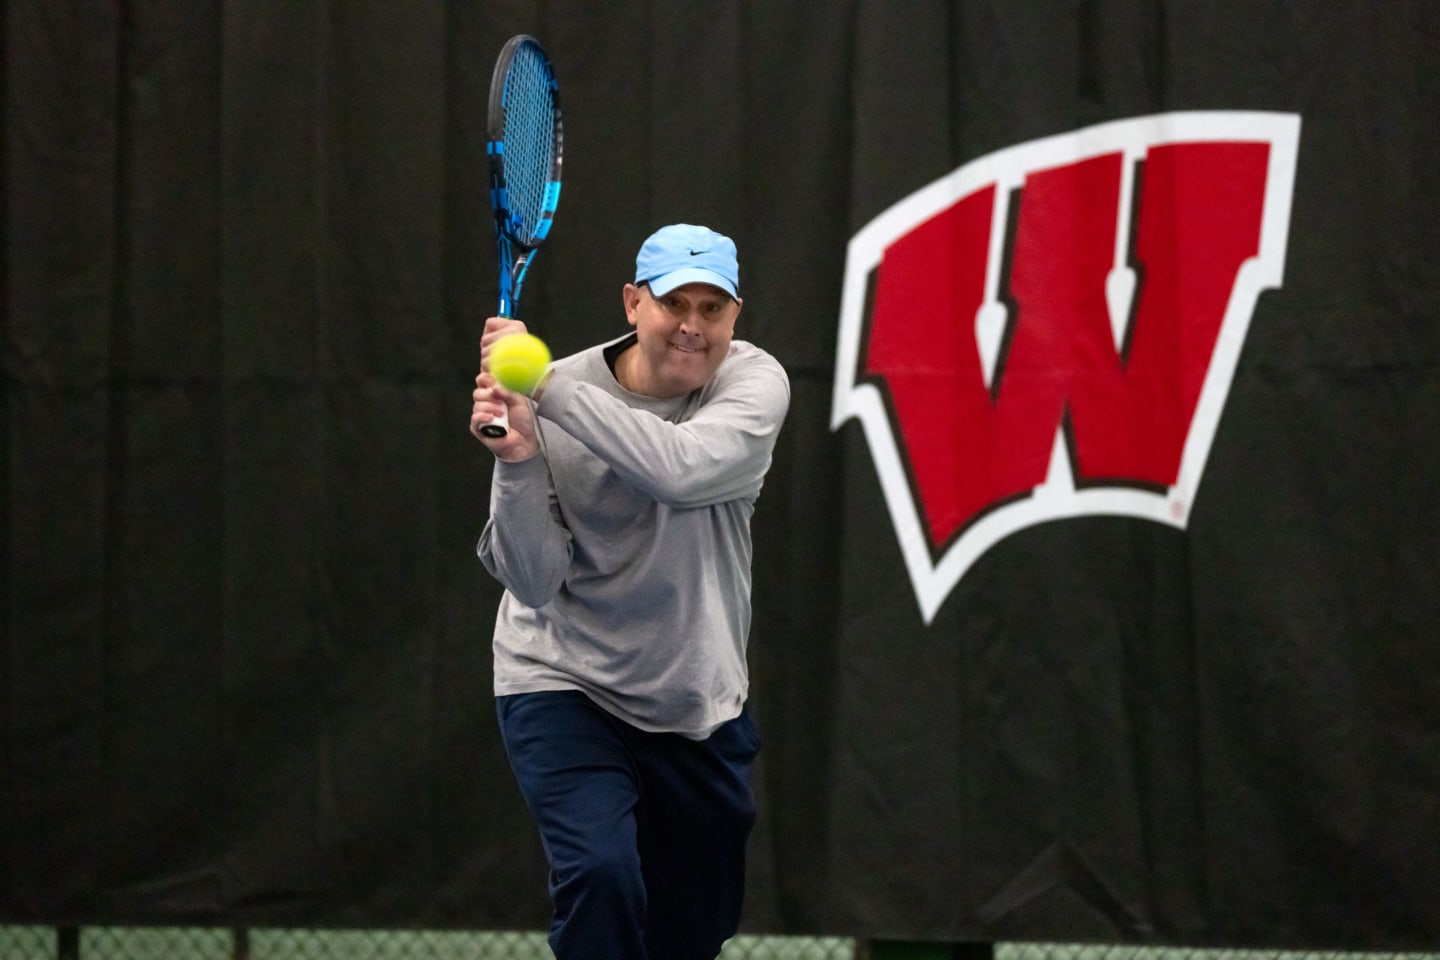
{"left": 2, "top": 927, "right": 1437, "bottom": 960}
{"left": 0, "top": 926, "right": 856, "bottom": 959}
{"left": 997, "top": 948, "right": 1439, "bottom": 960}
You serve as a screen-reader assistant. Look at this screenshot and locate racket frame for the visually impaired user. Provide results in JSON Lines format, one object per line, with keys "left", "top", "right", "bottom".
{"left": 486, "top": 34, "right": 564, "bottom": 319}
{"left": 481, "top": 33, "right": 564, "bottom": 438}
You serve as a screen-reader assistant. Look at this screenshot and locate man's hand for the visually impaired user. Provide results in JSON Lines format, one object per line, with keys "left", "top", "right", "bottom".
{"left": 470, "top": 371, "right": 540, "bottom": 460}
{"left": 471, "top": 316, "right": 542, "bottom": 460}
{"left": 480, "top": 316, "right": 530, "bottom": 371}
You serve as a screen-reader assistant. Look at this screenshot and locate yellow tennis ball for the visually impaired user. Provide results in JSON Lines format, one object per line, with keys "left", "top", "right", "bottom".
{"left": 489, "top": 332, "right": 552, "bottom": 395}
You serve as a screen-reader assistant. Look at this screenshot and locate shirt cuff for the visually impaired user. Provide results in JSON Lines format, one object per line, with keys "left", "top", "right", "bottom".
{"left": 532, "top": 368, "right": 578, "bottom": 415}
{"left": 493, "top": 453, "right": 550, "bottom": 488}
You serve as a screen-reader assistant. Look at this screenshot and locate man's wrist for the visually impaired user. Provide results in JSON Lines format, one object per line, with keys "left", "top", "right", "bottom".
{"left": 529, "top": 368, "right": 556, "bottom": 405}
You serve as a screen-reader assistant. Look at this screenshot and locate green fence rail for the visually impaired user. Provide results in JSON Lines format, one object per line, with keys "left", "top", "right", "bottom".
{"left": 2, "top": 927, "right": 1436, "bottom": 960}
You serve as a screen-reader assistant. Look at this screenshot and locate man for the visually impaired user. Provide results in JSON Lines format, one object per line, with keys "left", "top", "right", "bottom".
{"left": 469, "top": 224, "right": 790, "bottom": 959}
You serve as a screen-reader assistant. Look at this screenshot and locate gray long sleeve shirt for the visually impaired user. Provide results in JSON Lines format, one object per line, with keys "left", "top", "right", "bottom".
{"left": 477, "top": 333, "right": 790, "bottom": 738}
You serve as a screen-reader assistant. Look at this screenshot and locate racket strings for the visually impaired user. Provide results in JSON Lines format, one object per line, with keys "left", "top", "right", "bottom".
{"left": 501, "top": 47, "right": 558, "bottom": 245}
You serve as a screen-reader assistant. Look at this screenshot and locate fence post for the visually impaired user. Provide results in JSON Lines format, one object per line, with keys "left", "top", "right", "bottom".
{"left": 57, "top": 926, "right": 80, "bottom": 960}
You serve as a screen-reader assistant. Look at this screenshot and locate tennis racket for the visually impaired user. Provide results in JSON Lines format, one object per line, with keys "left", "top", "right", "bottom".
{"left": 481, "top": 33, "right": 564, "bottom": 438}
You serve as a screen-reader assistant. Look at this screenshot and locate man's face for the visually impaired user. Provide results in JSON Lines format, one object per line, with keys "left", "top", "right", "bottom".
{"left": 621, "top": 281, "right": 742, "bottom": 398}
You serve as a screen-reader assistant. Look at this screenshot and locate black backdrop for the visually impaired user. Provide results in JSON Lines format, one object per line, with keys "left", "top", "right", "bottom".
{"left": 4, "top": 0, "right": 1439, "bottom": 950}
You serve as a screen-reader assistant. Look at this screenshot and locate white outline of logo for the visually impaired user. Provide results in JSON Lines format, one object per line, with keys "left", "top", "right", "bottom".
{"left": 831, "top": 111, "right": 1302, "bottom": 624}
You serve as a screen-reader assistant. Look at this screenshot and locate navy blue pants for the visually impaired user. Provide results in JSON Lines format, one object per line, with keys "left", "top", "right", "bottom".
{"left": 496, "top": 690, "right": 760, "bottom": 960}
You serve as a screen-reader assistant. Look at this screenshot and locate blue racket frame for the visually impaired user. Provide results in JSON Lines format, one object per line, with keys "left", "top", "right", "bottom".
{"left": 487, "top": 34, "right": 564, "bottom": 319}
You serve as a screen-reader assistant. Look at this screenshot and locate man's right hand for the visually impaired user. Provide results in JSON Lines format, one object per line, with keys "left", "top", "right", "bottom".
{"left": 471, "top": 370, "right": 540, "bottom": 461}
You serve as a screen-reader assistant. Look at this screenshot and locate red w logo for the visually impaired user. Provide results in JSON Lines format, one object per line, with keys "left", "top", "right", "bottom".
{"left": 832, "top": 112, "right": 1301, "bottom": 623}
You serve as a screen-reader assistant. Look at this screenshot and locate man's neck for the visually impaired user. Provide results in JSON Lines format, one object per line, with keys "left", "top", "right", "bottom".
{"left": 606, "top": 334, "right": 641, "bottom": 393}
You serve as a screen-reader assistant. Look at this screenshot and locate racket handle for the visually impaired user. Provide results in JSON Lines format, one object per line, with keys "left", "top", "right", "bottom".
{"left": 480, "top": 409, "right": 510, "bottom": 438}
{"left": 480, "top": 303, "right": 518, "bottom": 438}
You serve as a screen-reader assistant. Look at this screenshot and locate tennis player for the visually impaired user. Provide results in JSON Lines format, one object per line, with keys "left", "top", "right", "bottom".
{"left": 470, "top": 224, "right": 790, "bottom": 959}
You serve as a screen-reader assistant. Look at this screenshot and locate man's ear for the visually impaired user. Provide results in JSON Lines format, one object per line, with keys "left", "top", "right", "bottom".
{"left": 622, "top": 283, "right": 642, "bottom": 327}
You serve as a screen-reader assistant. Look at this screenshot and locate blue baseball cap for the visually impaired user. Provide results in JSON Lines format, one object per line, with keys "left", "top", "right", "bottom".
{"left": 634, "top": 224, "right": 739, "bottom": 298}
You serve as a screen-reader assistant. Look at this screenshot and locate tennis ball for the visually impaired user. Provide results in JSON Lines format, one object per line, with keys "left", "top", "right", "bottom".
{"left": 489, "top": 332, "right": 552, "bottom": 395}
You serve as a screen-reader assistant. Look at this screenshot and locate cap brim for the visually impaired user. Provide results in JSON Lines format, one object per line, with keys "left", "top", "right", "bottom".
{"left": 648, "top": 267, "right": 738, "bottom": 299}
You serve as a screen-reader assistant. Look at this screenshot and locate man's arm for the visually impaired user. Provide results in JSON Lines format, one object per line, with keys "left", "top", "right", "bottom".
{"left": 536, "top": 345, "right": 790, "bottom": 509}
{"left": 475, "top": 455, "right": 573, "bottom": 609}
